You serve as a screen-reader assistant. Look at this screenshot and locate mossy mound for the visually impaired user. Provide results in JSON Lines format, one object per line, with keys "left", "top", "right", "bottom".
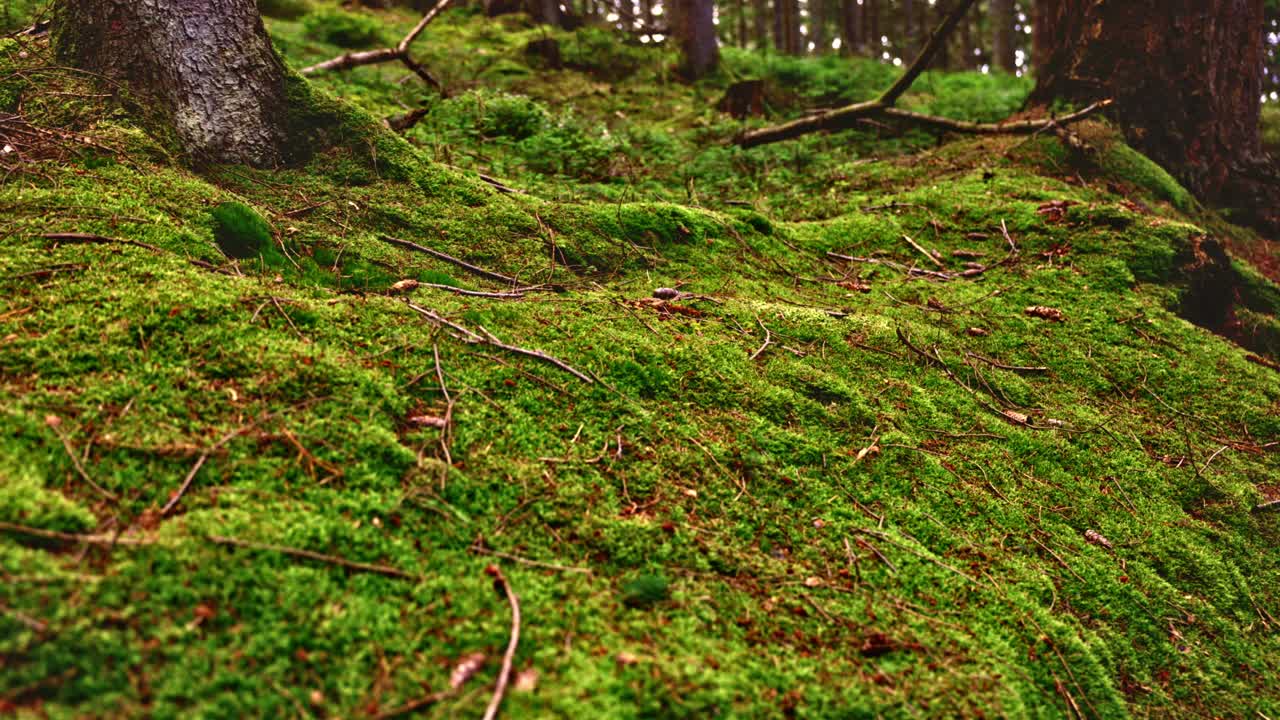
{"left": 1, "top": 10, "right": 1279, "bottom": 720}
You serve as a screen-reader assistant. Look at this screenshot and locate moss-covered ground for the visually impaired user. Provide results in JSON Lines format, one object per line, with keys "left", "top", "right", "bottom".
{"left": 2, "top": 6, "right": 1279, "bottom": 718}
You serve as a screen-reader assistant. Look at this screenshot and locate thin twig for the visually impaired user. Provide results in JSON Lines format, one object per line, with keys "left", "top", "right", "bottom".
{"left": 47, "top": 419, "right": 117, "bottom": 502}
{"left": 902, "top": 235, "right": 943, "bottom": 269}
{"left": 209, "top": 535, "right": 419, "bottom": 580}
{"left": 470, "top": 545, "right": 593, "bottom": 574}
{"left": 749, "top": 315, "right": 773, "bottom": 360}
{"left": 381, "top": 236, "right": 520, "bottom": 285}
{"left": 482, "top": 565, "right": 521, "bottom": 720}
{"left": 965, "top": 352, "right": 1048, "bottom": 373}
{"left": 300, "top": 0, "right": 451, "bottom": 93}
{"left": 0, "top": 521, "right": 156, "bottom": 546}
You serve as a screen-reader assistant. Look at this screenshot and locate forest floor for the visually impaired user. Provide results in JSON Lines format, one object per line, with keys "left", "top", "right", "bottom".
{"left": 2, "top": 5, "right": 1280, "bottom": 718}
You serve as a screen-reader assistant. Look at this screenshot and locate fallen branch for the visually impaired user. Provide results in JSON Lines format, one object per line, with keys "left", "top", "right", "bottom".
{"left": 300, "top": 0, "right": 451, "bottom": 93}
{"left": 880, "top": 101, "right": 1112, "bottom": 135}
{"left": 735, "top": 0, "right": 978, "bottom": 148}
{"left": 826, "top": 251, "right": 954, "bottom": 281}
{"left": 482, "top": 564, "right": 521, "bottom": 720}
{"left": 1254, "top": 499, "right": 1280, "bottom": 513}
{"left": 209, "top": 535, "right": 419, "bottom": 580}
{"left": 0, "top": 521, "right": 156, "bottom": 546}
{"left": 406, "top": 302, "right": 594, "bottom": 384}
{"left": 902, "top": 234, "right": 944, "bottom": 269}
{"left": 380, "top": 236, "right": 520, "bottom": 285}
{"left": 964, "top": 352, "right": 1048, "bottom": 373}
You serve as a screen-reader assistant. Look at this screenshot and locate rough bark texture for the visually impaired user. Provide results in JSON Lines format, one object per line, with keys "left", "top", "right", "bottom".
{"left": 53, "top": 0, "right": 290, "bottom": 167}
{"left": 670, "top": 0, "right": 719, "bottom": 78}
{"left": 1030, "top": 0, "right": 1277, "bottom": 229}
{"left": 989, "top": 0, "right": 1015, "bottom": 72}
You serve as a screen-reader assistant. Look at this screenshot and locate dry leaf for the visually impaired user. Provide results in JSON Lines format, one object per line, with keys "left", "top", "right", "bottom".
{"left": 1084, "top": 529, "right": 1114, "bottom": 550}
{"left": 513, "top": 668, "right": 540, "bottom": 692}
{"left": 406, "top": 415, "right": 447, "bottom": 428}
{"left": 966, "top": 327, "right": 990, "bottom": 337}
{"left": 1002, "top": 410, "right": 1029, "bottom": 424}
{"left": 450, "top": 652, "right": 486, "bottom": 689}
{"left": 1025, "top": 305, "right": 1065, "bottom": 322}
{"left": 803, "top": 576, "right": 823, "bottom": 588}
{"left": 614, "top": 652, "right": 639, "bottom": 666}
{"left": 389, "top": 278, "right": 420, "bottom": 293}
{"left": 855, "top": 444, "right": 880, "bottom": 462}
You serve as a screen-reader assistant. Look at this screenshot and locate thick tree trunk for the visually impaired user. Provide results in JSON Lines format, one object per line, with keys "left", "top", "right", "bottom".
{"left": 989, "top": 0, "right": 1015, "bottom": 72}
{"left": 670, "top": 0, "right": 719, "bottom": 78}
{"left": 900, "top": 0, "right": 914, "bottom": 57}
{"left": 1030, "top": 0, "right": 1276, "bottom": 228}
{"left": 840, "top": 0, "right": 859, "bottom": 55}
{"left": 53, "top": 0, "right": 290, "bottom": 167}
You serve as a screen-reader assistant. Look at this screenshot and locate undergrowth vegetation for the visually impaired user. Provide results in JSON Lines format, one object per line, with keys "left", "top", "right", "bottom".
{"left": 2, "top": 5, "right": 1279, "bottom": 719}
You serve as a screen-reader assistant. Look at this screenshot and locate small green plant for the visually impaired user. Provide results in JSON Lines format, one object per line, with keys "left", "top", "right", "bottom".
{"left": 210, "top": 201, "right": 274, "bottom": 260}
{"left": 302, "top": 8, "right": 385, "bottom": 49}
{"left": 621, "top": 573, "right": 670, "bottom": 608}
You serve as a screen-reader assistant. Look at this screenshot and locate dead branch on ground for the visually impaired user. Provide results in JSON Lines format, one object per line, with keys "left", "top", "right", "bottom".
{"left": 300, "top": 0, "right": 451, "bottom": 94}
{"left": 406, "top": 302, "right": 594, "bottom": 384}
{"left": 481, "top": 564, "right": 521, "bottom": 720}
{"left": 380, "top": 236, "right": 521, "bottom": 285}
{"left": 734, "top": 0, "right": 1108, "bottom": 149}
{"left": 209, "top": 535, "right": 420, "bottom": 580}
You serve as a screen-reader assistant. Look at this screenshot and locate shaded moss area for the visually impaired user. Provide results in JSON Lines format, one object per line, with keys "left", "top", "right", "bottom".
{"left": 2, "top": 8, "right": 1280, "bottom": 720}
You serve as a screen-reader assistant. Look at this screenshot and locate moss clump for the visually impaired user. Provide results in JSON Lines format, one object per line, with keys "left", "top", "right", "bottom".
{"left": 0, "top": 471, "right": 95, "bottom": 533}
{"left": 302, "top": 8, "right": 384, "bottom": 49}
{"left": 210, "top": 201, "right": 274, "bottom": 259}
{"left": 258, "top": 0, "right": 311, "bottom": 20}
{"left": 1097, "top": 140, "right": 1196, "bottom": 212}
{"left": 621, "top": 573, "right": 670, "bottom": 608}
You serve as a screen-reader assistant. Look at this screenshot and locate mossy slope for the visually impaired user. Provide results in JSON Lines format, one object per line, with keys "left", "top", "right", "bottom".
{"left": 2, "top": 11, "right": 1280, "bottom": 720}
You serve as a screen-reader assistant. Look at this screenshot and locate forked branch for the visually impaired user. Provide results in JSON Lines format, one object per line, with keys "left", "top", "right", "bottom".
{"left": 300, "top": 0, "right": 451, "bottom": 92}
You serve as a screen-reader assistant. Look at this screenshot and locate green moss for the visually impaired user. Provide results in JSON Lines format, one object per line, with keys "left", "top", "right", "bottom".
{"left": 301, "top": 8, "right": 385, "bottom": 49}
{"left": 1097, "top": 140, "right": 1196, "bottom": 212}
{"left": 621, "top": 573, "right": 670, "bottom": 608}
{"left": 210, "top": 201, "right": 274, "bottom": 259}
{"left": 3, "top": 12, "right": 1280, "bottom": 720}
{"left": 0, "top": 469, "right": 95, "bottom": 533}
{"left": 257, "top": 0, "right": 311, "bottom": 20}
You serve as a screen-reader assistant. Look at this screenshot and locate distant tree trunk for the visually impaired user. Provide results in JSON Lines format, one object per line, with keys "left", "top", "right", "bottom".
{"left": 959, "top": 6, "right": 974, "bottom": 68}
{"left": 773, "top": 0, "right": 785, "bottom": 51}
{"left": 531, "top": 0, "right": 562, "bottom": 26}
{"left": 810, "top": 0, "right": 825, "bottom": 54}
{"left": 738, "top": 0, "right": 749, "bottom": 47}
{"left": 671, "top": 0, "right": 720, "bottom": 77}
{"left": 788, "top": 0, "right": 802, "bottom": 53}
{"left": 901, "top": 0, "right": 914, "bottom": 57}
{"left": 989, "top": 0, "right": 1015, "bottom": 71}
{"left": 753, "top": 0, "right": 768, "bottom": 48}
{"left": 52, "top": 0, "right": 290, "bottom": 167}
{"left": 867, "top": 0, "right": 879, "bottom": 51}
{"left": 1030, "top": 0, "right": 1278, "bottom": 230}
{"left": 840, "top": 0, "right": 859, "bottom": 55}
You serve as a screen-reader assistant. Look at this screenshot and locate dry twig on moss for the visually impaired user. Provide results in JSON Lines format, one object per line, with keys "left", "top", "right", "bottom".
{"left": 481, "top": 564, "right": 521, "bottom": 720}
{"left": 300, "top": 0, "right": 451, "bottom": 93}
{"left": 406, "top": 302, "right": 594, "bottom": 384}
{"left": 209, "top": 535, "right": 419, "bottom": 580}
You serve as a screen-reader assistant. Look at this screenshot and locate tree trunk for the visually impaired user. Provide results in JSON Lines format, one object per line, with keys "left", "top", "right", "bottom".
{"left": 52, "top": 0, "right": 290, "bottom": 167}
{"left": 670, "top": 0, "right": 720, "bottom": 78}
{"left": 989, "top": 0, "right": 1015, "bottom": 72}
{"left": 753, "top": 0, "right": 769, "bottom": 49}
{"left": 1030, "top": 0, "right": 1276, "bottom": 228}
{"left": 901, "top": 0, "right": 914, "bottom": 57}
{"left": 840, "top": 0, "right": 859, "bottom": 55}
{"left": 867, "top": 0, "right": 879, "bottom": 53}
{"left": 810, "top": 0, "right": 825, "bottom": 54}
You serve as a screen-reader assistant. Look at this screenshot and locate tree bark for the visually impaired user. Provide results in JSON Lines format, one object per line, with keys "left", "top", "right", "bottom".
{"left": 901, "top": 0, "right": 914, "bottom": 57}
{"left": 53, "top": 0, "right": 290, "bottom": 167}
{"left": 811, "top": 0, "right": 825, "bottom": 54}
{"left": 753, "top": 0, "right": 769, "bottom": 49}
{"left": 1030, "top": 0, "right": 1277, "bottom": 228}
{"left": 989, "top": 0, "right": 1015, "bottom": 72}
{"left": 670, "top": 0, "right": 720, "bottom": 78}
